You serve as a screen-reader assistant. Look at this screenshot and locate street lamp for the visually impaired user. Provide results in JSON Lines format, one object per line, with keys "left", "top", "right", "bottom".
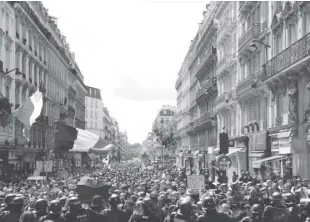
{"left": 248, "top": 40, "right": 271, "bottom": 51}
{"left": 4, "top": 68, "right": 23, "bottom": 76}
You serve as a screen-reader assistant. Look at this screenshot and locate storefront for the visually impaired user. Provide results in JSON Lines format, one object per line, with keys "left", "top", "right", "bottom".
{"left": 229, "top": 136, "right": 248, "bottom": 176}
{"left": 248, "top": 131, "right": 268, "bottom": 174}
{"left": 177, "top": 150, "right": 202, "bottom": 175}
{"left": 252, "top": 129, "right": 293, "bottom": 180}
{"left": 0, "top": 148, "right": 10, "bottom": 180}
{"left": 227, "top": 148, "right": 246, "bottom": 183}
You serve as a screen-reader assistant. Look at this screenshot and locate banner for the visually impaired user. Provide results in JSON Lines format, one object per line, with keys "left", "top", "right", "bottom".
{"left": 36, "top": 160, "right": 53, "bottom": 172}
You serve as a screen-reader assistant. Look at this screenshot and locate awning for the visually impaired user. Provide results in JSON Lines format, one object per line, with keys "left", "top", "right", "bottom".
{"left": 252, "top": 155, "right": 283, "bottom": 168}
{"left": 211, "top": 147, "right": 220, "bottom": 154}
{"left": 278, "top": 131, "right": 291, "bottom": 138}
{"left": 249, "top": 152, "right": 264, "bottom": 158}
{"left": 227, "top": 148, "right": 245, "bottom": 156}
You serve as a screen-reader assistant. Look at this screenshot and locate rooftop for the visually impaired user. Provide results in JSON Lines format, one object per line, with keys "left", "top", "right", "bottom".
{"left": 85, "top": 85, "right": 102, "bottom": 100}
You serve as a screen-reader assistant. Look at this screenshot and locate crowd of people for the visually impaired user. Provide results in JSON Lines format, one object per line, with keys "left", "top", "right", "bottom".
{"left": 0, "top": 158, "right": 310, "bottom": 222}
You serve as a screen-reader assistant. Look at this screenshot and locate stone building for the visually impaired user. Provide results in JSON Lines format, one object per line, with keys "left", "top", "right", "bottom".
{"left": 175, "top": 1, "right": 310, "bottom": 179}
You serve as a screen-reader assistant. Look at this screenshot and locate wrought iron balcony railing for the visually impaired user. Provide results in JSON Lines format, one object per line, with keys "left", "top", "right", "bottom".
{"left": 238, "top": 23, "right": 261, "bottom": 49}
{"left": 262, "top": 32, "right": 310, "bottom": 81}
{"left": 195, "top": 46, "right": 217, "bottom": 79}
{"left": 237, "top": 68, "right": 262, "bottom": 96}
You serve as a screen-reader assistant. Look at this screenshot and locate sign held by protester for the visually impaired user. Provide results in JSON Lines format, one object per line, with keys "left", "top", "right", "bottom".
{"left": 187, "top": 175, "right": 205, "bottom": 190}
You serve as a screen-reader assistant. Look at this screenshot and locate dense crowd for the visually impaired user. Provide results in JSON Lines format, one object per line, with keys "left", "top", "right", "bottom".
{"left": 0, "top": 159, "right": 310, "bottom": 222}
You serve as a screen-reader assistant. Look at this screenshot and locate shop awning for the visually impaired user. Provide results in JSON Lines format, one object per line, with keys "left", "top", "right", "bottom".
{"left": 211, "top": 147, "right": 220, "bottom": 154}
{"left": 249, "top": 152, "right": 264, "bottom": 158}
{"left": 278, "top": 131, "right": 291, "bottom": 138}
{"left": 252, "top": 155, "right": 283, "bottom": 168}
{"left": 227, "top": 148, "right": 245, "bottom": 156}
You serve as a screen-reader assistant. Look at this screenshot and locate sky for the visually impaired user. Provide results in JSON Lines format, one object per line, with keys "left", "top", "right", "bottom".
{"left": 42, "top": 0, "right": 207, "bottom": 144}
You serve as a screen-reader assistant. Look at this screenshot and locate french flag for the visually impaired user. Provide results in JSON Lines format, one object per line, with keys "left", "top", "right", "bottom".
{"left": 70, "top": 128, "right": 114, "bottom": 156}
{"left": 13, "top": 90, "right": 43, "bottom": 139}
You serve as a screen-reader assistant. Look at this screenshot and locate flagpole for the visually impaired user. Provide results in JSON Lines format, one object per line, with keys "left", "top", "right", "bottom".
{"left": 39, "top": 80, "right": 47, "bottom": 181}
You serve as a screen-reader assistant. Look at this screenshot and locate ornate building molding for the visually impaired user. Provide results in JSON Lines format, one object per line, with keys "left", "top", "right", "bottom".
{"left": 288, "top": 75, "right": 298, "bottom": 136}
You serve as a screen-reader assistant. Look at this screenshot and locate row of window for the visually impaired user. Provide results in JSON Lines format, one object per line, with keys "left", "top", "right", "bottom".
{"left": 15, "top": 15, "right": 68, "bottom": 84}
{"left": 85, "top": 97, "right": 99, "bottom": 108}
{"left": 85, "top": 109, "right": 98, "bottom": 119}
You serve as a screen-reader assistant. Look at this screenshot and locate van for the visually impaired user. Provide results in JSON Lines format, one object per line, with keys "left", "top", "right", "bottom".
{"left": 26, "top": 176, "right": 46, "bottom": 184}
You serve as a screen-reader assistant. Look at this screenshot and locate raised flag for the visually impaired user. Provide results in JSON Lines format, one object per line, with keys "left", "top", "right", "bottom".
{"left": 70, "top": 128, "right": 112, "bottom": 155}
{"left": 13, "top": 90, "right": 43, "bottom": 139}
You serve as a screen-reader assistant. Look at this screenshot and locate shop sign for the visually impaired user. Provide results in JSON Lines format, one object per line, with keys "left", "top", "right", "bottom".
{"left": 216, "top": 155, "right": 232, "bottom": 171}
{"left": 252, "top": 131, "right": 267, "bottom": 151}
{"left": 8, "top": 151, "right": 19, "bottom": 160}
{"left": 187, "top": 175, "right": 205, "bottom": 190}
{"left": 24, "top": 154, "right": 35, "bottom": 163}
{"left": 236, "top": 139, "right": 246, "bottom": 148}
{"left": 279, "top": 141, "right": 291, "bottom": 154}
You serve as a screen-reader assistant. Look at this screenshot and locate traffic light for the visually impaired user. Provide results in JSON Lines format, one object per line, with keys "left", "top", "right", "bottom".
{"left": 219, "top": 133, "right": 229, "bottom": 155}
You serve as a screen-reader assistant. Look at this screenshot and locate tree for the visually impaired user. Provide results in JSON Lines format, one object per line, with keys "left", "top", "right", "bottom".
{"left": 153, "top": 116, "right": 177, "bottom": 148}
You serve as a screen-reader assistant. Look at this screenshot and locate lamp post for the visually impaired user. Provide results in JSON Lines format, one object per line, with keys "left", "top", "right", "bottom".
{"left": 4, "top": 68, "right": 23, "bottom": 76}
{"left": 248, "top": 40, "right": 271, "bottom": 64}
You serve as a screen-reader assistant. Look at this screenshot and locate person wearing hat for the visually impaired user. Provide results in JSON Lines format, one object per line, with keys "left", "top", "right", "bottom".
{"left": 197, "top": 197, "right": 233, "bottom": 222}
{"left": 34, "top": 198, "right": 48, "bottom": 220}
{"left": 262, "top": 192, "right": 286, "bottom": 222}
{"left": 103, "top": 194, "right": 128, "bottom": 222}
{"left": 86, "top": 195, "right": 106, "bottom": 222}
{"left": 170, "top": 196, "right": 193, "bottom": 222}
{"left": 0, "top": 196, "right": 24, "bottom": 222}
{"left": 64, "top": 196, "right": 88, "bottom": 222}
{"left": 39, "top": 200, "right": 66, "bottom": 222}
{"left": 243, "top": 188, "right": 262, "bottom": 207}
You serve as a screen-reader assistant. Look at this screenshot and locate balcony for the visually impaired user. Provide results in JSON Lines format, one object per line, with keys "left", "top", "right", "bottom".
{"left": 59, "top": 104, "right": 68, "bottom": 120}
{"left": 236, "top": 69, "right": 262, "bottom": 99}
{"left": 262, "top": 32, "right": 310, "bottom": 82}
{"left": 216, "top": 89, "right": 237, "bottom": 110}
{"left": 238, "top": 23, "right": 261, "bottom": 54}
{"left": 175, "top": 76, "right": 182, "bottom": 90}
{"left": 196, "top": 77, "right": 218, "bottom": 104}
{"left": 68, "top": 105, "right": 76, "bottom": 118}
{"left": 195, "top": 46, "right": 217, "bottom": 80}
{"left": 194, "top": 111, "right": 217, "bottom": 131}
{"left": 186, "top": 122, "right": 196, "bottom": 135}
{"left": 217, "top": 54, "right": 235, "bottom": 77}
{"left": 69, "top": 85, "right": 77, "bottom": 97}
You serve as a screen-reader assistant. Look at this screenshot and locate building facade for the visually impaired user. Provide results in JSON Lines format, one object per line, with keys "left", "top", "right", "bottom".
{"left": 175, "top": 1, "right": 310, "bottom": 180}
{"left": 101, "top": 107, "right": 113, "bottom": 141}
{"left": 0, "top": 1, "right": 87, "bottom": 178}
{"left": 152, "top": 105, "right": 176, "bottom": 131}
{"left": 175, "top": 52, "right": 191, "bottom": 168}
{"left": 151, "top": 105, "right": 176, "bottom": 160}
{"left": 85, "top": 86, "right": 104, "bottom": 136}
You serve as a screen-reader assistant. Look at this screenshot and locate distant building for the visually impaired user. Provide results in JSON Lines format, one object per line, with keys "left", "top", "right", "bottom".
{"left": 85, "top": 86, "right": 104, "bottom": 137}
{"left": 152, "top": 105, "right": 176, "bottom": 131}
